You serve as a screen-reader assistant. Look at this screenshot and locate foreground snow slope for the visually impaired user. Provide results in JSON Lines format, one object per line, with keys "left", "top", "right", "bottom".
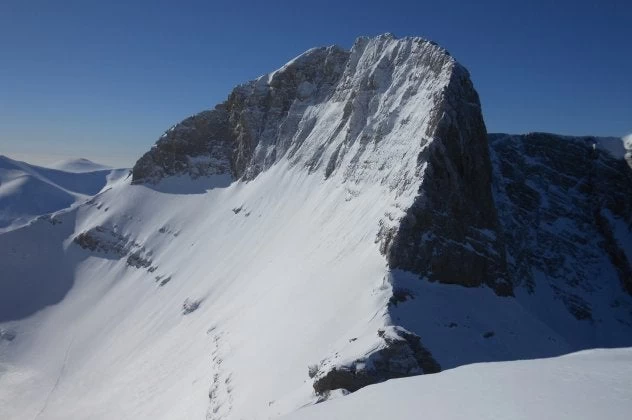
{"left": 284, "top": 348, "right": 632, "bottom": 420}
{"left": 0, "top": 155, "right": 126, "bottom": 232}
{"left": 0, "top": 160, "right": 406, "bottom": 419}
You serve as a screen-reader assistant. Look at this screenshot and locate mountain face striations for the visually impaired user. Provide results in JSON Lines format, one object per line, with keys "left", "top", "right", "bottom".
{"left": 133, "top": 34, "right": 510, "bottom": 297}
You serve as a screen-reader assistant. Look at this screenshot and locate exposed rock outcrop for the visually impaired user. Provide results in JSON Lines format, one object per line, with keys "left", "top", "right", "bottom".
{"left": 182, "top": 298, "right": 201, "bottom": 315}
{"left": 312, "top": 326, "right": 440, "bottom": 394}
{"left": 383, "top": 63, "right": 512, "bottom": 296}
{"left": 74, "top": 225, "right": 154, "bottom": 270}
{"left": 132, "top": 46, "right": 349, "bottom": 183}
{"left": 0, "top": 328, "right": 16, "bottom": 342}
{"left": 132, "top": 109, "right": 235, "bottom": 183}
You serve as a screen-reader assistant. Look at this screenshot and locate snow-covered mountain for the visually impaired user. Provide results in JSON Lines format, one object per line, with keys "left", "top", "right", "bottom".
{"left": 1, "top": 34, "right": 631, "bottom": 419}
{"left": 0, "top": 155, "right": 127, "bottom": 233}
{"left": 47, "top": 158, "right": 113, "bottom": 173}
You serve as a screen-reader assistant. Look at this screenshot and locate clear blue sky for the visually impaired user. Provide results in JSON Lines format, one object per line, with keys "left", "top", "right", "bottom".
{"left": 1, "top": 0, "right": 630, "bottom": 167}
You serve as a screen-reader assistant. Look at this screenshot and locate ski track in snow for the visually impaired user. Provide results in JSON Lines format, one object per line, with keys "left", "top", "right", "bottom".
{"left": 207, "top": 328, "right": 233, "bottom": 420}
{"left": 33, "top": 336, "right": 75, "bottom": 420}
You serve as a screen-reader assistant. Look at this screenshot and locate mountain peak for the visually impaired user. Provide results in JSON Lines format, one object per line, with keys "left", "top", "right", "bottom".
{"left": 131, "top": 33, "right": 506, "bottom": 294}
{"left": 47, "top": 157, "right": 112, "bottom": 173}
{"left": 132, "top": 35, "right": 463, "bottom": 185}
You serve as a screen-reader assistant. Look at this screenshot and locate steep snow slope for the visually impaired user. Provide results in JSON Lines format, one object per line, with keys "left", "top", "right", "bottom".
{"left": 284, "top": 348, "right": 632, "bottom": 420}
{"left": 0, "top": 155, "right": 127, "bottom": 232}
{"left": 0, "top": 160, "right": 430, "bottom": 419}
{"left": 1, "top": 34, "right": 631, "bottom": 420}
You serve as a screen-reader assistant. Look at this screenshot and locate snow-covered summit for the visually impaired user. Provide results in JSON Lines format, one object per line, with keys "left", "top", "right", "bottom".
{"left": 132, "top": 34, "right": 464, "bottom": 187}
{"left": 47, "top": 157, "right": 112, "bottom": 173}
{"left": 133, "top": 33, "right": 509, "bottom": 296}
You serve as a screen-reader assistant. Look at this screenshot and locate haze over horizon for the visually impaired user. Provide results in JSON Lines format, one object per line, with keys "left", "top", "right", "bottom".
{"left": 1, "top": 0, "right": 630, "bottom": 167}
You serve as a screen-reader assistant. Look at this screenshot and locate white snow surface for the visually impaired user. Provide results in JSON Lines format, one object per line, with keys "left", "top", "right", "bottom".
{"left": 0, "top": 160, "right": 408, "bottom": 419}
{"left": 624, "top": 133, "right": 632, "bottom": 163}
{"left": 283, "top": 348, "right": 632, "bottom": 420}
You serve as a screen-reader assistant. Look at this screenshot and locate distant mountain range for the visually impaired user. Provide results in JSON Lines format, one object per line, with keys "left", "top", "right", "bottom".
{"left": 46, "top": 157, "right": 114, "bottom": 173}
{"left": 0, "top": 155, "right": 128, "bottom": 232}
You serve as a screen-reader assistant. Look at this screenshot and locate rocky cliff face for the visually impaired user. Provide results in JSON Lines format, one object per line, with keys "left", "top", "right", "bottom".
{"left": 312, "top": 326, "right": 440, "bottom": 394}
{"left": 132, "top": 46, "right": 350, "bottom": 183}
{"left": 133, "top": 34, "right": 507, "bottom": 296}
{"left": 490, "top": 133, "right": 632, "bottom": 315}
{"left": 383, "top": 63, "right": 511, "bottom": 297}
{"left": 132, "top": 110, "right": 235, "bottom": 182}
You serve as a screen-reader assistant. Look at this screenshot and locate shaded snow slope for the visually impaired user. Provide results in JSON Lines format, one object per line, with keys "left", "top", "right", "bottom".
{"left": 0, "top": 155, "right": 127, "bottom": 232}
{"left": 284, "top": 348, "right": 632, "bottom": 420}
